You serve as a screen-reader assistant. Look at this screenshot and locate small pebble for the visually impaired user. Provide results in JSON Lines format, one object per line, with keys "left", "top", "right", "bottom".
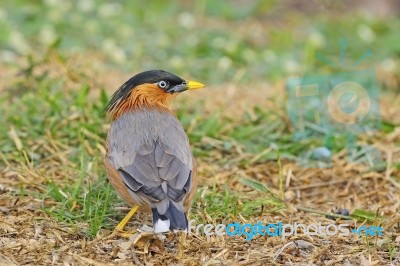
{"left": 309, "top": 146, "right": 332, "bottom": 162}
{"left": 326, "top": 208, "right": 351, "bottom": 220}
{"left": 294, "top": 240, "right": 314, "bottom": 250}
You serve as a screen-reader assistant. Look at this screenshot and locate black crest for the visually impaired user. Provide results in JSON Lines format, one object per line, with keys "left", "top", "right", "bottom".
{"left": 105, "top": 70, "right": 184, "bottom": 113}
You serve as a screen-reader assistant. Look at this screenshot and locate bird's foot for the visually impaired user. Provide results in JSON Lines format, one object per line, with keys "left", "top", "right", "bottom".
{"left": 115, "top": 229, "right": 137, "bottom": 238}
{"left": 113, "top": 205, "right": 139, "bottom": 238}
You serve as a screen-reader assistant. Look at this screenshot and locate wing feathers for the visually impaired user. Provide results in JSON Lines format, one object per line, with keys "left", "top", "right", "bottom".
{"left": 109, "top": 111, "right": 193, "bottom": 215}
{"left": 120, "top": 170, "right": 143, "bottom": 191}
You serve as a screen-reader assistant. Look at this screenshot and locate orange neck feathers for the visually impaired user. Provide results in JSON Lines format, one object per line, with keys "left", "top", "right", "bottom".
{"left": 107, "top": 84, "right": 176, "bottom": 120}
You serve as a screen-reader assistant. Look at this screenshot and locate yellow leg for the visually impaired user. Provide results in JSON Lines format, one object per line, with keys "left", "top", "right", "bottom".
{"left": 114, "top": 205, "right": 139, "bottom": 237}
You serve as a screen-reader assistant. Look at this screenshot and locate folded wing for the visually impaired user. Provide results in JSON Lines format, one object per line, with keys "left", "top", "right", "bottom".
{"left": 107, "top": 111, "right": 193, "bottom": 230}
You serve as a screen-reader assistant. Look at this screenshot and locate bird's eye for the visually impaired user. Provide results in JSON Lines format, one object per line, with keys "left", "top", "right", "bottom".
{"left": 157, "top": 81, "right": 169, "bottom": 89}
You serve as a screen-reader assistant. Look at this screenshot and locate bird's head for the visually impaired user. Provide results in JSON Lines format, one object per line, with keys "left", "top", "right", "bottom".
{"left": 105, "top": 70, "right": 205, "bottom": 120}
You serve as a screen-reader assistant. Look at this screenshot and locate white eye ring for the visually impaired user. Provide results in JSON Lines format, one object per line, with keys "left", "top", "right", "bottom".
{"left": 157, "top": 80, "right": 168, "bottom": 89}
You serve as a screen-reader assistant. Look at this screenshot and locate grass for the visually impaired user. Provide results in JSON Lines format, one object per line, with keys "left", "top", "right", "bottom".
{"left": 42, "top": 160, "right": 117, "bottom": 237}
{"left": 1, "top": 1, "right": 400, "bottom": 265}
{"left": 1, "top": 48, "right": 399, "bottom": 264}
{"left": 1, "top": 1, "right": 400, "bottom": 84}
{"left": 1, "top": 59, "right": 289, "bottom": 234}
{"left": 1, "top": 50, "right": 383, "bottom": 233}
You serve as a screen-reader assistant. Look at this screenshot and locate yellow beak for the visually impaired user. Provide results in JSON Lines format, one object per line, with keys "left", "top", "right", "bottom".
{"left": 187, "top": 80, "right": 206, "bottom": 90}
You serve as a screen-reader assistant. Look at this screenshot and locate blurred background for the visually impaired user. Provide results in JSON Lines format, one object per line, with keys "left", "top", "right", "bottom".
{"left": 1, "top": 0, "right": 399, "bottom": 86}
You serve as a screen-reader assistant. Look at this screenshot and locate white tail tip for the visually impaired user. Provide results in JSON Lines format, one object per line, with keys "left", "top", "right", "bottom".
{"left": 154, "top": 219, "right": 170, "bottom": 233}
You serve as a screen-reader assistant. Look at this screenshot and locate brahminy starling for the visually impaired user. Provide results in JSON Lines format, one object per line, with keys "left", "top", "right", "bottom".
{"left": 104, "top": 70, "right": 204, "bottom": 234}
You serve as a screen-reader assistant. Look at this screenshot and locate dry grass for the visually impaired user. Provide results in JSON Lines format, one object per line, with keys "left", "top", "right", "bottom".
{"left": 0, "top": 56, "right": 400, "bottom": 266}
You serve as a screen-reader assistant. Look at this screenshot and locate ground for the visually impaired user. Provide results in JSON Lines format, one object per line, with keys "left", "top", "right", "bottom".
{"left": 1, "top": 1, "right": 400, "bottom": 265}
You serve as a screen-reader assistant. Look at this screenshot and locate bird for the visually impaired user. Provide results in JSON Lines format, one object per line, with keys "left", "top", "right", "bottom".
{"left": 104, "top": 70, "right": 205, "bottom": 235}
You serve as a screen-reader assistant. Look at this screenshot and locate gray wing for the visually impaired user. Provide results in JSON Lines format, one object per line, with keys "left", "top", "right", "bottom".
{"left": 107, "top": 111, "right": 193, "bottom": 214}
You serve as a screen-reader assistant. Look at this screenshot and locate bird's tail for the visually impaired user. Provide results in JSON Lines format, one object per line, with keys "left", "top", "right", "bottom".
{"left": 152, "top": 202, "right": 188, "bottom": 233}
